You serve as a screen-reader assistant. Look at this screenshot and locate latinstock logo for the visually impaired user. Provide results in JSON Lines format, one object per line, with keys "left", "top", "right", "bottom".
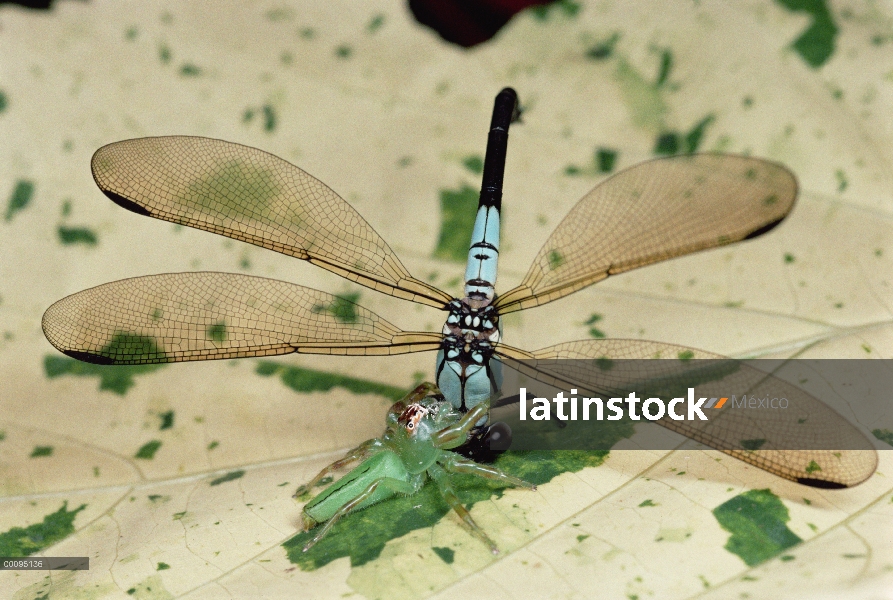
{"left": 517, "top": 387, "right": 732, "bottom": 422}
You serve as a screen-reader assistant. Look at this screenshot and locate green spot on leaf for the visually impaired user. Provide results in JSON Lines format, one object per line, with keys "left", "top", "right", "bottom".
{"left": 684, "top": 115, "right": 715, "bottom": 153}
{"left": 206, "top": 321, "right": 227, "bottom": 343}
{"left": 654, "top": 133, "right": 679, "bottom": 155}
{"left": 584, "top": 314, "right": 602, "bottom": 325}
{"left": 677, "top": 350, "right": 694, "bottom": 361}
{"left": 434, "top": 184, "right": 478, "bottom": 262}
{"left": 207, "top": 440, "right": 219, "bottom": 451}
{"left": 179, "top": 63, "right": 201, "bottom": 77}
{"left": 367, "top": 13, "right": 385, "bottom": 33}
{"left": 44, "top": 353, "right": 167, "bottom": 395}
{"left": 262, "top": 104, "right": 276, "bottom": 132}
{"left": 638, "top": 499, "right": 656, "bottom": 507}
{"left": 30, "top": 446, "right": 53, "bottom": 458}
{"left": 256, "top": 361, "right": 407, "bottom": 401}
{"left": 872, "top": 429, "right": 893, "bottom": 447}
{"left": 654, "top": 115, "right": 714, "bottom": 155}
{"left": 335, "top": 44, "right": 353, "bottom": 59}
{"left": 0, "top": 502, "right": 86, "bottom": 557}
{"left": 432, "top": 546, "right": 454, "bottom": 564}
{"left": 462, "top": 154, "right": 484, "bottom": 174}
{"left": 210, "top": 470, "right": 245, "bottom": 486}
{"left": 774, "top": 0, "right": 838, "bottom": 68}
{"left": 44, "top": 333, "right": 167, "bottom": 394}
{"left": 5, "top": 180, "right": 34, "bottom": 222}
{"left": 548, "top": 250, "right": 564, "bottom": 270}
{"left": 805, "top": 460, "right": 821, "bottom": 474}
{"left": 595, "top": 357, "right": 613, "bottom": 371}
{"left": 530, "top": 0, "right": 581, "bottom": 20}
{"left": 312, "top": 292, "right": 361, "bottom": 324}
{"left": 585, "top": 32, "right": 620, "bottom": 60}
{"left": 835, "top": 169, "right": 848, "bottom": 192}
{"left": 740, "top": 439, "right": 767, "bottom": 450}
{"left": 57, "top": 226, "right": 98, "bottom": 246}
{"left": 135, "top": 440, "right": 162, "bottom": 460}
{"left": 159, "top": 44, "right": 172, "bottom": 64}
{"left": 713, "top": 489, "right": 801, "bottom": 566}
{"left": 784, "top": 253, "right": 795, "bottom": 264}
{"left": 159, "top": 410, "right": 174, "bottom": 431}
{"left": 654, "top": 48, "right": 673, "bottom": 88}
{"left": 585, "top": 314, "right": 605, "bottom": 338}
{"left": 266, "top": 7, "right": 294, "bottom": 21}
{"left": 181, "top": 160, "right": 280, "bottom": 222}
{"left": 596, "top": 148, "right": 617, "bottom": 172}
{"left": 157, "top": 562, "right": 170, "bottom": 570}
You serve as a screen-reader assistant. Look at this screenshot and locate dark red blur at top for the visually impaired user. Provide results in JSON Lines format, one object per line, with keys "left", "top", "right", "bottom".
{"left": 408, "top": 0, "right": 555, "bottom": 47}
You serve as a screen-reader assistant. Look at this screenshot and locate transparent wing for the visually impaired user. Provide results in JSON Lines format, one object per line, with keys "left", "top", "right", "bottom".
{"left": 495, "top": 339, "right": 877, "bottom": 488}
{"left": 495, "top": 154, "right": 797, "bottom": 313}
{"left": 42, "top": 272, "right": 443, "bottom": 364}
{"left": 91, "top": 137, "right": 452, "bottom": 308}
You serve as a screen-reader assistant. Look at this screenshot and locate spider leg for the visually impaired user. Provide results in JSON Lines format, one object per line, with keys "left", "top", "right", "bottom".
{"left": 302, "top": 475, "right": 421, "bottom": 552}
{"left": 428, "top": 463, "right": 500, "bottom": 555}
{"left": 440, "top": 452, "right": 536, "bottom": 490}
{"left": 405, "top": 381, "right": 441, "bottom": 402}
{"left": 294, "top": 438, "right": 383, "bottom": 498}
{"left": 433, "top": 399, "right": 490, "bottom": 449}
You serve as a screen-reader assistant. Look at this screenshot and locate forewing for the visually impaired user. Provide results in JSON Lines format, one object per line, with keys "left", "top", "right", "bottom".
{"left": 42, "top": 272, "right": 443, "bottom": 364}
{"left": 495, "top": 154, "right": 796, "bottom": 312}
{"left": 495, "top": 339, "right": 877, "bottom": 488}
{"left": 91, "top": 137, "right": 452, "bottom": 308}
